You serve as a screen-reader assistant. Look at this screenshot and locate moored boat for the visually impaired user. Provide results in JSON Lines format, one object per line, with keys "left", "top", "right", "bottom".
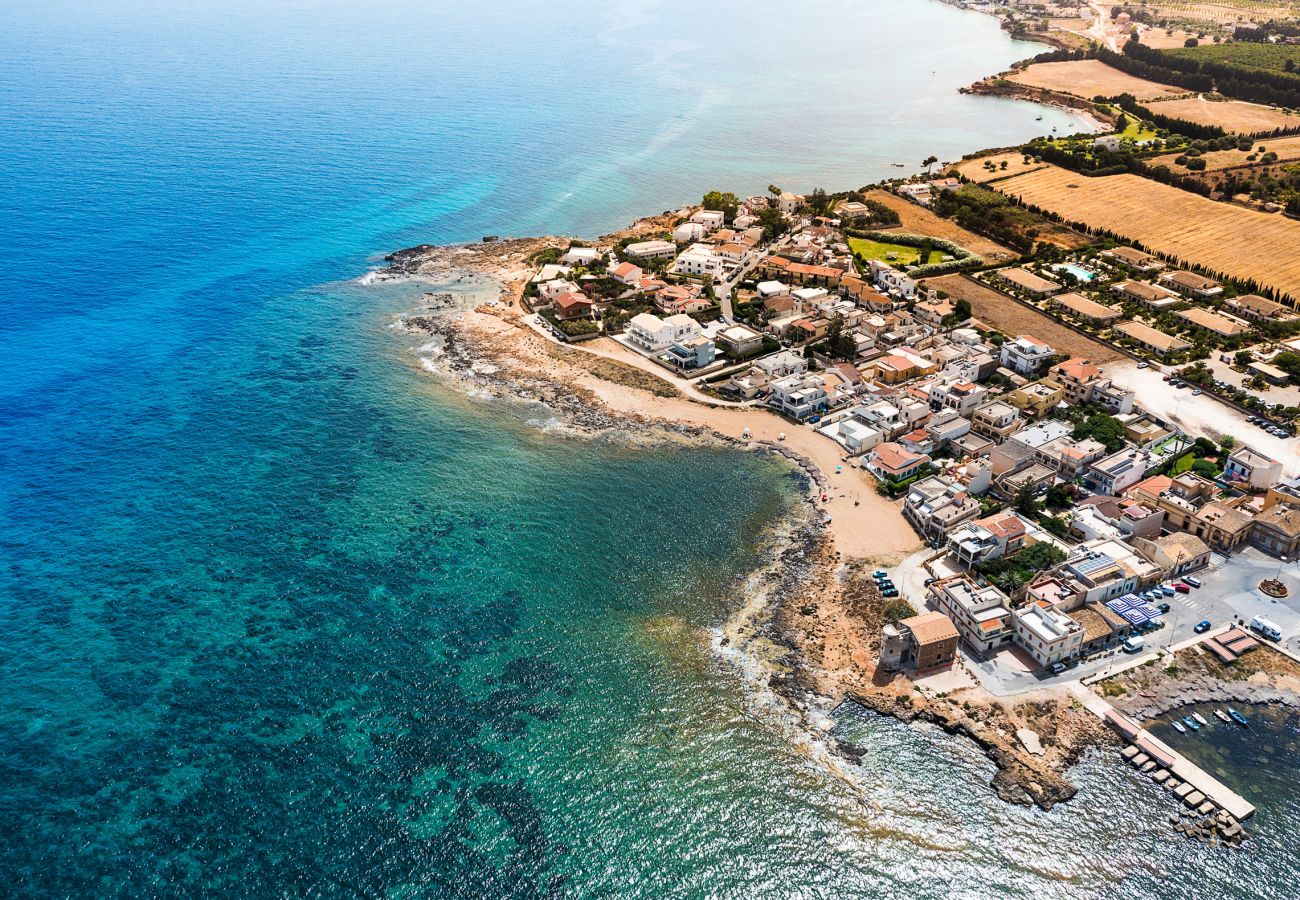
{"left": 1215, "top": 709, "right": 1232, "bottom": 724}
{"left": 1172, "top": 720, "right": 1187, "bottom": 733}
{"left": 1183, "top": 715, "right": 1200, "bottom": 731}
{"left": 1229, "top": 707, "right": 1249, "bottom": 727}
{"left": 1192, "top": 712, "right": 1209, "bottom": 727}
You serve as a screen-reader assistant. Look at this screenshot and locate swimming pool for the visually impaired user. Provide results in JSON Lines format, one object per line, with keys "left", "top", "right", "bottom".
{"left": 1054, "top": 263, "right": 1096, "bottom": 282}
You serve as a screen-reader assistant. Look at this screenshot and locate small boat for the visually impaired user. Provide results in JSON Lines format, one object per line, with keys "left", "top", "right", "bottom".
{"left": 1192, "top": 712, "right": 1209, "bottom": 727}
{"left": 1036, "top": 115, "right": 1043, "bottom": 121}
{"left": 1215, "top": 709, "right": 1232, "bottom": 724}
{"left": 1183, "top": 716, "right": 1201, "bottom": 731}
{"left": 1172, "top": 720, "right": 1187, "bottom": 734}
{"left": 1229, "top": 707, "right": 1249, "bottom": 727}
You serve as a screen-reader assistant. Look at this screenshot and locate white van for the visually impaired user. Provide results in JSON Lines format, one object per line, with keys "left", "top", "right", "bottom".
{"left": 1121, "top": 636, "right": 1145, "bottom": 653}
{"left": 1250, "top": 616, "right": 1282, "bottom": 641}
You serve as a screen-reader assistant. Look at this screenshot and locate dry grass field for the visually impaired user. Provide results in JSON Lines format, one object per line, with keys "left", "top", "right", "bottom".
{"left": 989, "top": 164, "right": 1300, "bottom": 299}
{"left": 954, "top": 153, "right": 1052, "bottom": 184}
{"left": 1140, "top": 1, "right": 1300, "bottom": 27}
{"left": 1007, "top": 60, "right": 1184, "bottom": 101}
{"left": 1149, "top": 135, "right": 1300, "bottom": 173}
{"left": 923, "top": 274, "right": 1124, "bottom": 363}
{"left": 862, "top": 190, "right": 1016, "bottom": 262}
{"left": 1145, "top": 96, "right": 1300, "bottom": 134}
{"left": 1138, "top": 28, "right": 1202, "bottom": 49}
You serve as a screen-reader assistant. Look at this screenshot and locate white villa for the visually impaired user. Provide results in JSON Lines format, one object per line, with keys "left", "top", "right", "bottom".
{"left": 625, "top": 312, "right": 700, "bottom": 353}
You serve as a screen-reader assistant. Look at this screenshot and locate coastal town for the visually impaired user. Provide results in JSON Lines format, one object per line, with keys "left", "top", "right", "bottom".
{"left": 390, "top": 6, "right": 1300, "bottom": 851}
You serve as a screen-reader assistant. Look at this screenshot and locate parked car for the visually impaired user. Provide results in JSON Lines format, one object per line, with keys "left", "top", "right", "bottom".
{"left": 1194, "top": 620, "right": 1212, "bottom": 634}
{"left": 1174, "top": 582, "right": 1191, "bottom": 594}
{"left": 1160, "top": 585, "right": 1175, "bottom": 597}
{"left": 1048, "top": 662, "right": 1066, "bottom": 675}
{"left": 808, "top": 415, "right": 822, "bottom": 424}
{"left": 1184, "top": 576, "right": 1202, "bottom": 588}
{"left": 1192, "top": 389, "right": 1203, "bottom": 396}
{"left": 873, "top": 570, "right": 888, "bottom": 579}
{"left": 881, "top": 588, "right": 899, "bottom": 598}
{"left": 1137, "top": 362, "right": 1148, "bottom": 369}
{"left": 1162, "top": 374, "right": 1173, "bottom": 383}
{"left": 1158, "top": 603, "right": 1171, "bottom": 614}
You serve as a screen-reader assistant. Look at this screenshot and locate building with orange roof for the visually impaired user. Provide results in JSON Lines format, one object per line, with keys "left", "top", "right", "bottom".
{"left": 552, "top": 291, "right": 593, "bottom": 321}
{"left": 898, "top": 612, "right": 960, "bottom": 671}
{"left": 865, "top": 442, "right": 931, "bottom": 484}
{"left": 609, "top": 261, "right": 643, "bottom": 285}
{"left": 841, "top": 275, "right": 894, "bottom": 313}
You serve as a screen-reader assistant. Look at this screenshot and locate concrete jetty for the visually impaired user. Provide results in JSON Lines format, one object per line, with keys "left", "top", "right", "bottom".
{"left": 1069, "top": 683, "right": 1256, "bottom": 822}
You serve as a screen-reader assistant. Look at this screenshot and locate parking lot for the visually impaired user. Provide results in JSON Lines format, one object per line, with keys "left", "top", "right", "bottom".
{"left": 892, "top": 546, "right": 1300, "bottom": 697}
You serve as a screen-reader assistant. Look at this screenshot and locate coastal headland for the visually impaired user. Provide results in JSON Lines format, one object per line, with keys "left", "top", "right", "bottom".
{"left": 381, "top": 10, "right": 1300, "bottom": 842}
{"left": 383, "top": 222, "right": 1116, "bottom": 815}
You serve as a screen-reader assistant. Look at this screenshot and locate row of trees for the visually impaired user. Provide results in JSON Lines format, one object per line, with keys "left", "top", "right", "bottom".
{"left": 1108, "top": 43, "right": 1300, "bottom": 110}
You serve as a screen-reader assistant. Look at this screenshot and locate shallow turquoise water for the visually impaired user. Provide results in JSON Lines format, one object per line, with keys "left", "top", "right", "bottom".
{"left": 2, "top": 0, "right": 1298, "bottom": 896}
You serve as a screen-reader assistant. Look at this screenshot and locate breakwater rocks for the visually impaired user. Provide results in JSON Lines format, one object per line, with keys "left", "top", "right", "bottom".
{"left": 1171, "top": 808, "right": 1249, "bottom": 849}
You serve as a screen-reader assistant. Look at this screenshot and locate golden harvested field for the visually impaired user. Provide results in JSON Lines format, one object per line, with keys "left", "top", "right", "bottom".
{"left": 1007, "top": 60, "right": 1183, "bottom": 101}
{"left": 990, "top": 164, "right": 1300, "bottom": 299}
{"left": 862, "top": 190, "right": 1016, "bottom": 262}
{"left": 954, "top": 153, "right": 1052, "bottom": 184}
{"left": 1149, "top": 135, "right": 1300, "bottom": 173}
{"left": 1144, "top": 96, "right": 1299, "bottom": 134}
{"left": 923, "top": 274, "right": 1124, "bottom": 363}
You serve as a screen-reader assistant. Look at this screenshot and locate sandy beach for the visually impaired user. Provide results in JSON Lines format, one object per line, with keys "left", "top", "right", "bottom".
{"left": 457, "top": 305, "right": 922, "bottom": 563}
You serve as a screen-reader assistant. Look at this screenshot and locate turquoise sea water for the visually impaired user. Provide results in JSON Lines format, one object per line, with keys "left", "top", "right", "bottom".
{"left": 3, "top": 0, "right": 1299, "bottom": 896}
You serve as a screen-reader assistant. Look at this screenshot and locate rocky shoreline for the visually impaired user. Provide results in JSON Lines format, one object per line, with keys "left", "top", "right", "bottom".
{"left": 386, "top": 234, "right": 1113, "bottom": 816}
{"left": 1112, "top": 661, "right": 1300, "bottom": 722}
{"left": 963, "top": 79, "right": 1115, "bottom": 133}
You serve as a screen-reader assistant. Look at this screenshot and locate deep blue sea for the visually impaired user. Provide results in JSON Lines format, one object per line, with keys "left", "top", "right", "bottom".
{"left": 2, "top": 1, "right": 1297, "bottom": 896}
